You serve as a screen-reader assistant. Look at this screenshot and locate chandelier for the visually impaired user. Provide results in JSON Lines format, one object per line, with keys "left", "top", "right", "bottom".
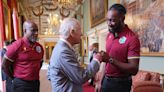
{"left": 31, "top": 0, "right": 82, "bottom": 17}
{"left": 45, "top": 13, "right": 62, "bottom": 35}
{"left": 47, "top": 14, "right": 60, "bottom": 26}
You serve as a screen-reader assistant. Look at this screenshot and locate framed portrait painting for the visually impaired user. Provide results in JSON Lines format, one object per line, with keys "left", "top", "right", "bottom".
{"left": 122, "top": 0, "right": 164, "bottom": 56}
{"left": 90, "top": 0, "right": 108, "bottom": 28}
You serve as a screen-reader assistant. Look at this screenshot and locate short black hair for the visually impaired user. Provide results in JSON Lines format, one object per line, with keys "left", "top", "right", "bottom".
{"left": 109, "top": 4, "right": 126, "bottom": 15}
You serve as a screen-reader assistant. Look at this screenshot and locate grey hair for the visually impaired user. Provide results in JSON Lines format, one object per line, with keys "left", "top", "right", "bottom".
{"left": 59, "top": 18, "right": 80, "bottom": 39}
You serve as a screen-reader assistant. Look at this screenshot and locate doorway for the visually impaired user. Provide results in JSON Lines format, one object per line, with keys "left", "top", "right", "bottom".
{"left": 44, "top": 42, "right": 56, "bottom": 63}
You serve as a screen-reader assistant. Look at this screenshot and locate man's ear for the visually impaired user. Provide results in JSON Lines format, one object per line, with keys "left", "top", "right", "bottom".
{"left": 122, "top": 16, "right": 125, "bottom": 21}
{"left": 24, "top": 29, "right": 26, "bottom": 33}
{"left": 23, "top": 29, "right": 27, "bottom": 35}
{"left": 120, "top": 15, "right": 125, "bottom": 21}
{"left": 70, "top": 29, "right": 75, "bottom": 36}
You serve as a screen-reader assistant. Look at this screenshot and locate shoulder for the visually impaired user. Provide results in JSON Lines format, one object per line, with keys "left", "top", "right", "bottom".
{"left": 59, "top": 43, "right": 75, "bottom": 57}
{"left": 60, "top": 47, "right": 73, "bottom": 56}
{"left": 125, "top": 27, "right": 137, "bottom": 36}
{"left": 13, "top": 39, "right": 23, "bottom": 45}
{"left": 124, "top": 27, "right": 139, "bottom": 40}
{"left": 7, "top": 39, "right": 23, "bottom": 50}
{"left": 51, "top": 41, "right": 72, "bottom": 56}
{"left": 35, "top": 42, "right": 44, "bottom": 53}
{"left": 35, "top": 42, "right": 43, "bottom": 49}
{"left": 35, "top": 42, "right": 42, "bottom": 47}
{"left": 126, "top": 31, "right": 140, "bottom": 48}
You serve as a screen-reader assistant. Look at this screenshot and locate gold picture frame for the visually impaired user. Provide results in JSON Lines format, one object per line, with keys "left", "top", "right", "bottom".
{"left": 3, "top": 2, "right": 11, "bottom": 40}
{"left": 90, "top": 0, "right": 108, "bottom": 28}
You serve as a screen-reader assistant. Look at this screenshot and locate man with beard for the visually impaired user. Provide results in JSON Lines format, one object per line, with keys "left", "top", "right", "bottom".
{"left": 2, "top": 20, "right": 44, "bottom": 92}
{"left": 95, "top": 4, "right": 140, "bottom": 92}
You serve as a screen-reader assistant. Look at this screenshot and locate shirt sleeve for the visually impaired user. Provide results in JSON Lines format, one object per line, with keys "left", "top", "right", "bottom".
{"left": 5, "top": 40, "right": 22, "bottom": 62}
{"left": 128, "top": 36, "right": 140, "bottom": 59}
{"left": 59, "top": 50, "right": 99, "bottom": 85}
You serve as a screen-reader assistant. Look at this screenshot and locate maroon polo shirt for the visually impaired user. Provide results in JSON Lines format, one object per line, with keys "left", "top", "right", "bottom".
{"left": 105, "top": 25, "right": 140, "bottom": 77}
{"left": 5, "top": 37, "right": 44, "bottom": 81}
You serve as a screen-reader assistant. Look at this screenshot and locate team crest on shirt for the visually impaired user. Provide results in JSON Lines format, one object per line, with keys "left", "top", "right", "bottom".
{"left": 36, "top": 46, "right": 42, "bottom": 53}
{"left": 119, "top": 36, "right": 126, "bottom": 44}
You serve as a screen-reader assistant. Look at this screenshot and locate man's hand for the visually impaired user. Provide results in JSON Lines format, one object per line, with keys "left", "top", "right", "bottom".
{"left": 95, "top": 62, "right": 106, "bottom": 92}
{"left": 2, "top": 57, "right": 14, "bottom": 79}
{"left": 95, "top": 82, "right": 102, "bottom": 92}
{"left": 100, "top": 51, "right": 110, "bottom": 63}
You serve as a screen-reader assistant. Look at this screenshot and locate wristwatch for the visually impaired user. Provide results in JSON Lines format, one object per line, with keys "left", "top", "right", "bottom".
{"left": 109, "top": 58, "right": 114, "bottom": 64}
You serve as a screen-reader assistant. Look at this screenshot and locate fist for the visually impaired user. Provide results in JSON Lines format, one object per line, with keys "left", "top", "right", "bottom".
{"left": 100, "top": 51, "right": 110, "bottom": 62}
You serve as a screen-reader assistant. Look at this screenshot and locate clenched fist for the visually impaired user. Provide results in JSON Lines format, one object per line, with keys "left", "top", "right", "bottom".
{"left": 100, "top": 51, "right": 110, "bottom": 63}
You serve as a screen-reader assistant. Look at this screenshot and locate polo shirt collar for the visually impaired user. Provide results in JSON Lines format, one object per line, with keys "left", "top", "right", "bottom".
{"left": 60, "top": 38, "right": 75, "bottom": 51}
{"left": 114, "top": 24, "right": 129, "bottom": 38}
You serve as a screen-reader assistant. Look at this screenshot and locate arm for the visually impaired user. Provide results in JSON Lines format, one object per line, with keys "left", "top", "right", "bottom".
{"left": 111, "top": 58, "right": 139, "bottom": 75}
{"left": 2, "top": 56, "right": 14, "bottom": 78}
{"left": 60, "top": 50, "right": 100, "bottom": 85}
{"left": 2, "top": 40, "right": 21, "bottom": 78}
{"left": 95, "top": 62, "right": 106, "bottom": 92}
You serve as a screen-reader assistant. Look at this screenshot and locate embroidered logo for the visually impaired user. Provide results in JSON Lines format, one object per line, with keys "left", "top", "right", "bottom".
{"left": 36, "top": 46, "right": 41, "bottom": 53}
{"left": 119, "top": 36, "right": 126, "bottom": 44}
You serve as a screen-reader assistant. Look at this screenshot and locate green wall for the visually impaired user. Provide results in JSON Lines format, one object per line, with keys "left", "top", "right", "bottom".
{"left": 83, "top": 0, "right": 90, "bottom": 33}
{"left": 82, "top": 0, "right": 119, "bottom": 33}
{"left": 140, "top": 57, "right": 164, "bottom": 74}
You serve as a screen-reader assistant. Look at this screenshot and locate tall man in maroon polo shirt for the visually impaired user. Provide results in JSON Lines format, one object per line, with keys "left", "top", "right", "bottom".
{"left": 2, "top": 20, "right": 44, "bottom": 92}
{"left": 96, "top": 4, "right": 140, "bottom": 92}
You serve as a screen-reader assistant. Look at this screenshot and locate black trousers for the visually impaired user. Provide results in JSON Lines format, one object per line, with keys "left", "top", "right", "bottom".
{"left": 101, "top": 76, "right": 132, "bottom": 92}
{"left": 6, "top": 78, "right": 13, "bottom": 92}
{"left": 12, "top": 78, "right": 40, "bottom": 92}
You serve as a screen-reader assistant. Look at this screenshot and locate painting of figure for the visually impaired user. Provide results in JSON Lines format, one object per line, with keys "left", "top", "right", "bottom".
{"left": 90, "top": 0, "right": 108, "bottom": 27}
{"left": 122, "top": 0, "right": 164, "bottom": 56}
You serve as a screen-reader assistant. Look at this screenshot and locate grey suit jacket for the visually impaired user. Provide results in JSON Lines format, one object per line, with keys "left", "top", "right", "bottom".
{"left": 47, "top": 40, "right": 99, "bottom": 92}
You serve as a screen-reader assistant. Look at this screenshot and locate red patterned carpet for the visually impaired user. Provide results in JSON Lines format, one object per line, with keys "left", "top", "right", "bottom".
{"left": 83, "top": 82, "right": 95, "bottom": 92}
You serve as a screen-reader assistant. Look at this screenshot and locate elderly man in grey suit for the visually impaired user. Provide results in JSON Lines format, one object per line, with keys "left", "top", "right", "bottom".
{"left": 47, "top": 18, "right": 104, "bottom": 92}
